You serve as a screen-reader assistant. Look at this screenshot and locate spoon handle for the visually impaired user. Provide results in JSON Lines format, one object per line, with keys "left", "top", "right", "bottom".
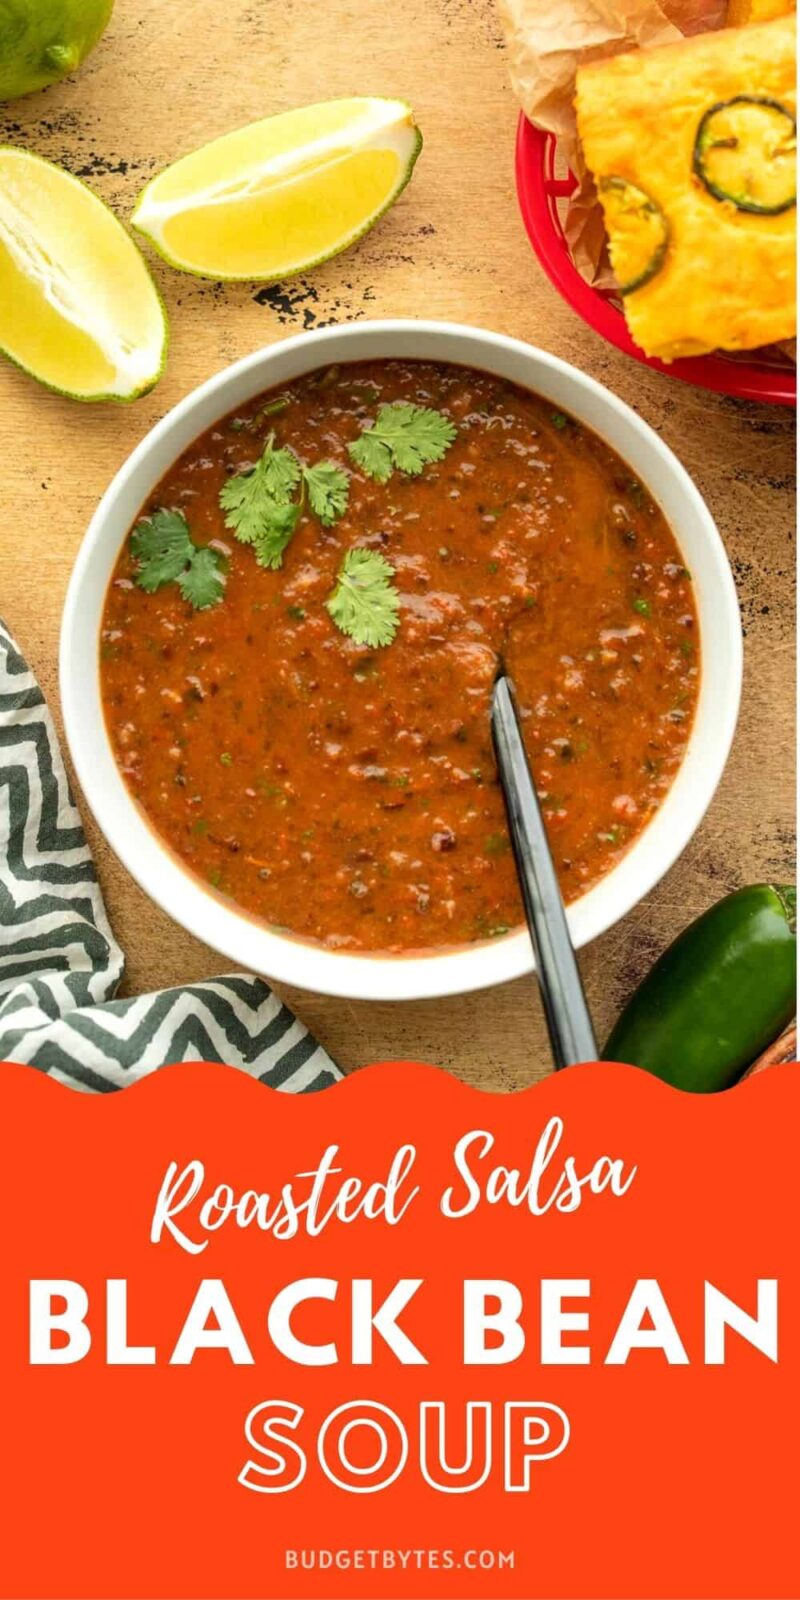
{"left": 491, "top": 674, "right": 598, "bottom": 1070}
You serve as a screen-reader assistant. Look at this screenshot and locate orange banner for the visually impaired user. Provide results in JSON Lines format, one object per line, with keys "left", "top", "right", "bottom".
{"left": 0, "top": 1058, "right": 797, "bottom": 1600}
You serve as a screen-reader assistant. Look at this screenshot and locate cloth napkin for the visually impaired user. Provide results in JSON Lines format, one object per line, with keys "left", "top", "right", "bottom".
{"left": 0, "top": 618, "right": 339, "bottom": 1094}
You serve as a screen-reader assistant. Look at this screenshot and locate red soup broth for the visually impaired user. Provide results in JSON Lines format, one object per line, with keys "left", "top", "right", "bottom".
{"left": 100, "top": 360, "right": 699, "bottom": 955}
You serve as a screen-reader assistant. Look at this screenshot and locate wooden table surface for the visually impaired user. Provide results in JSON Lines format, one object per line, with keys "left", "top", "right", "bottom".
{"left": 0, "top": 0, "right": 795, "bottom": 1089}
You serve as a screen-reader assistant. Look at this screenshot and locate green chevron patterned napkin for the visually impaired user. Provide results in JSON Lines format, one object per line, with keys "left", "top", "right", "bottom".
{"left": 0, "top": 619, "right": 339, "bottom": 1094}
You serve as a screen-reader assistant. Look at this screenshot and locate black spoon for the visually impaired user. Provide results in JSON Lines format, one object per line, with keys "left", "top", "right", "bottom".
{"left": 491, "top": 668, "right": 598, "bottom": 1070}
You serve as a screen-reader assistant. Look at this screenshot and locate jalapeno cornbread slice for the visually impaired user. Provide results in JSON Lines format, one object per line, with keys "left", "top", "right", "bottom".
{"left": 575, "top": 17, "right": 796, "bottom": 360}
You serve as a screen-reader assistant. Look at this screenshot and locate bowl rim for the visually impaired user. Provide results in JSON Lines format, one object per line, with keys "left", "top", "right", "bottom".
{"left": 60, "top": 317, "right": 743, "bottom": 1002}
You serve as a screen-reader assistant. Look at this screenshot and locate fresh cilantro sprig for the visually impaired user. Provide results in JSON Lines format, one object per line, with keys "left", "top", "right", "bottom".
{"left": 326, "top": 548, "right": 401, "bottom": 649}
{"left": 131, "top": 509, "right": 225, "bottom": 610}
{"left": 219, "top": 435, "right": 350, "bottom": 566}
{"left": 219, "top": 435, "right": 301, "bottom": 568}
{"left": 348, "top": 402, "right": 457, "bottom": 484}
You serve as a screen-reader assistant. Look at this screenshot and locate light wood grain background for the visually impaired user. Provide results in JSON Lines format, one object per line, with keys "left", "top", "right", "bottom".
{"left": 0, "top": 0, "right": 795, "bottom": 1088}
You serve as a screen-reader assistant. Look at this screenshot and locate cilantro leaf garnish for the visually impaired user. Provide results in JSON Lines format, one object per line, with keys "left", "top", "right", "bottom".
{"left": 348, "top": 428, "right": 394, "bottom": 484}
{"left": 219, "top": 435, "right": 300, "bottom": 545}
{"left": 130, "top": 508, "right": 225, "bottom": 610}
{"left": 326, "top": 548, "right": 401, "bottom": 649}
{"left": 250, "top": 502, "right": 301, "bottom": 569}
{"left": 302, "top": 461, "right": 350, "bottom": 527}
{"left": 260, "top": 445, "right": 302, "bottom": 502}
{"left": 130, "top": 508, "right": 195, "bottom": 591}
{"left": 177, "top": 546, "right": 227, "bottom": 609}
{"left": 348, "top": 402, "right": 457, "bottom": 482}
{"left": 219, "top": 436, "right": 349, "bottom": 569}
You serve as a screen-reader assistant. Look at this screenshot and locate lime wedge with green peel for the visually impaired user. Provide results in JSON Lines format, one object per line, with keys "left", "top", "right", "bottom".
{"left": 0, "top": 0, "right": 114, "bottom": 102}
{"left": 0, "top": 148, "right": 167, "bottom": 401}
{"left": 131, "top": 97, "right": 423, "bottom": 282}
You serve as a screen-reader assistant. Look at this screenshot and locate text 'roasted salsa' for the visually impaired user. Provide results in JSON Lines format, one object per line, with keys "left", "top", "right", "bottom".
{"left": 100, "top": 360, "right": 700, "bottom": 954}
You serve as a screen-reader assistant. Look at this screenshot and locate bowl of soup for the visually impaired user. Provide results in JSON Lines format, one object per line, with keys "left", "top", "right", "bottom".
{"left": 60, "top": 321, "right": 742, "bottom": 1001}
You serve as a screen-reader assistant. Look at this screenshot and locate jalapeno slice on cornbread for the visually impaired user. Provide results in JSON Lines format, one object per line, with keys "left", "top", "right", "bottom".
{"left": 598, "top": 176, "right": 670, "bottom": 293}
{"left": 694, "top": 95, "right": 797, "bottom": 213}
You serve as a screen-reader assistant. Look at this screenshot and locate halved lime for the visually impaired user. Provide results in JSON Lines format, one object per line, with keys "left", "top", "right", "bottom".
{"left": 131, "top": 97, "right": 423, "bottom": 282}
{"left": 0, "top": 147, "right": 167, "bottom": 401}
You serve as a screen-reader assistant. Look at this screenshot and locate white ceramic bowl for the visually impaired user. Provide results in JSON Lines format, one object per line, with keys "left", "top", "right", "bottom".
{"left": 60, "top": 320, "right": 742, "bottom": 1002}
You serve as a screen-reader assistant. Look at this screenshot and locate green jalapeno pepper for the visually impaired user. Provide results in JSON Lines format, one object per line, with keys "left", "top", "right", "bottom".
{"left": 693, "top": 96, "right": 797, "bottom": 215}
{"left": 598, "top": 176, "right": 670, "bottom": 294}
{"left": 603, "top": 884, "right": 796, "bottom": 1092}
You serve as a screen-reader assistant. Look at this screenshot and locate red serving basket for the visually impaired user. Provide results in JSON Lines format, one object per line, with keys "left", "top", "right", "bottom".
{"left": 515, "top": 115, "right": 797, "bottom": 407}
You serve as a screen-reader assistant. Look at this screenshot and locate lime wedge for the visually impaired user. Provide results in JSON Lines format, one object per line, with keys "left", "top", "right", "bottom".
{"left": 0, "top": 146, "right": 167, "bottom": 402}
{"left": 131, "top": 97, "right": 422, "bottom": 282}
